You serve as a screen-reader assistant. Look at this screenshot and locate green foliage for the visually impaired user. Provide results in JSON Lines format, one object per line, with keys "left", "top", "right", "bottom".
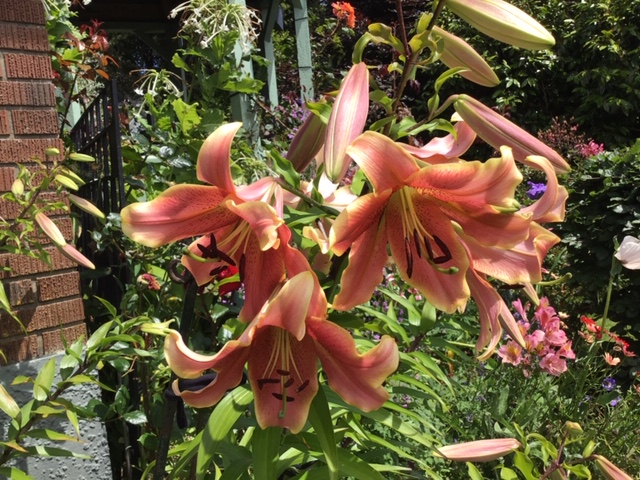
{"left": 554, "top": 140, "right": 640, "bottom": 333}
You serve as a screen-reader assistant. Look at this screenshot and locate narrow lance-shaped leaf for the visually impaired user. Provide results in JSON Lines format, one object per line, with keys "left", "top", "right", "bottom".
{"left": 0, "top": 384, "right": 20, "bottom": 418}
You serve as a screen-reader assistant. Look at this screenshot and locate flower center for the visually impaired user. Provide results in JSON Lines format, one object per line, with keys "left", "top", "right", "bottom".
{"left": 257, "top": 329, "right": 310, "bottom": 419}
{"left": 397, "top": 187, "right": 454, "bottom": 277}
{"left": 217, "top": 220, "right": 253, "bottom": 260}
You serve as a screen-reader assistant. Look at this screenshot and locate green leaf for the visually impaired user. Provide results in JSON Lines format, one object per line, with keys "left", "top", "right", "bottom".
{"left": 252, "top": 427, "right": 281, "bottom": 480}
{"left": 564, "top": 464, "right": 592, "bottom": 478}
{"left": 270, "top": 150, "right": 300, "bottom": 190}
{"left": 26, "top": 429, "right": 80, "bottom": 442}
{"left": 307, "top": 387, "right": 338, "bottom": 480}
{"left": 368, "top": 23, "right": 405, "bottom": 53}
{"left": 0, "top": 281, "right": 12, "bottom": 312}
{"left": 306, "top": 101, "right": 332, "bottom": 124}
{"left": 123, "top": 410, "right": 148, "bottom": 425}
{"left": 467, "top": 462, "right": 485, "bottom": 480}
{"left": 33, "top": 358, "right": 56, "bottom": 401}
{"left": 172, "top": 98, "right": 201, "bottom": 135}
{"left": 171, "top": 53, "right": 191, "bottom": 72}
{"left": 420, "top": 300, "right": 437, "bottom": 333}
{"left": 66, "top": 409, "right": 80, "bottom": 438}
{"left": 86, "top": 319, "right": 114, "bottom": 350}
{"left": 23, "top": 445, "right": 91, "bottom": 459}
{"left": 513, "top": 451, "right": 538, "bottom": 480}
{"left": 0, "top": 441, "right": 27, "bottom": 453}
{"left": 0, "top": 467, "right": 34, "bottom": 480}
{"left": 0, "top": 384, "right": 20, "bottom": 418}
{"left": 336, "top": 449, "right": 386, "bottom": 480}
{"left": 194, "top": 385, "right": 254, "bottom": 480}
{"left": 500, "top": 467, "right": 520, "bottom": 479}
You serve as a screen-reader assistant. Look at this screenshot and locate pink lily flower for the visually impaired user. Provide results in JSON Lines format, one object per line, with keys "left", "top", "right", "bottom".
{"left": 121, "top": 123, "right": 297, "bottom": 320}
{"left": 329, "top": 132, "right": 531, "bottom": 316}
{"left": 164, "top": 271, "right": 399, "bottom": 433}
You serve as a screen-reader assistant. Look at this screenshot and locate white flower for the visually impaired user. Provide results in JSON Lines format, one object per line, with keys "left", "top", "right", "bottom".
{"left": 615, "top": 235, "right": 640, "bottom": 270}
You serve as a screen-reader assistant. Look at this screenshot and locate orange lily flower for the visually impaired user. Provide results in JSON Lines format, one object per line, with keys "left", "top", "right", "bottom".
{"left": 164, "top": 271, "right": 399, "bottom": 433}
{"left": 330, "top": 131, "right": 531, "bottom": 316}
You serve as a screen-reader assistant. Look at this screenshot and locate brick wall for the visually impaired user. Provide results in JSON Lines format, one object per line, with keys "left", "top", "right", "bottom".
{"left": 0, "top": 0, "right": 87, "bottom": 365}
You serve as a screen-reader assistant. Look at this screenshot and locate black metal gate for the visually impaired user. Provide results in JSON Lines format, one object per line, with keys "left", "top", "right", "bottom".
{"left": 70, "top": 78, "right": 128, "bottom": 311}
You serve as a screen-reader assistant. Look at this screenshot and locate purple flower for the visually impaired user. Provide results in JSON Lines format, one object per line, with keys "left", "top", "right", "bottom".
{"left": 609, "top": 396, "right": 622, "bottom": 407}
{"left": 526, "top": 181, "right": 546, "bottom": 199}
{"left": 602, "top": 377, "right": 616, "bottom": 392}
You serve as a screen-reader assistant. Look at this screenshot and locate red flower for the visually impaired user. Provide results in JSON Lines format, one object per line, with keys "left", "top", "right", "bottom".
{"left": 580, "top": 315, "right": 602, "bottom": 339}
{"left": 332, "top": 2, "right": 356, "bottom": 28}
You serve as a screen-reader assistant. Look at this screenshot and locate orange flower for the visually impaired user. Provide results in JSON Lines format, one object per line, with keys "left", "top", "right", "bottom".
{"left": 332, "top": 2, "right": 356, "bottom": 28}
{"left": 603, "top": 352, "right": 621, "bottom": 366}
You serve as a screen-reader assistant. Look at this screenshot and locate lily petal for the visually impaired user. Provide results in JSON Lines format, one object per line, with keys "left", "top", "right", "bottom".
{"left": 332, "top": 215, "right": 389, "bottom": 311}
{"left": 223, "top": 199, "right": 283, "bottom": 251}
{"left": 330, "top": 190, "right": 392, "bottom": 255}
{"left": 386, "top": 192, "right": 470, "bottom": 313}
{"left": 324, "top": 63, "right": 370, "bottom": 183}
{"left": 615, "top": 236, "right": 640, "bottom": 270}
{"left": 121, "top": 184, "right": 234, "bottom": 247}
{"left": 520, "top": 155, "right": 567, "bottom": 223}
{"left": 248, "top": 328, "right": 319, "bottom": 433}
{"left": 196, "top": 122, "right": 242, "bottom": 193}
{"left": 347, "top": 132, "right": 420, "bottom": 192}
{"left": 401, "top": 120, "right": 477, "bottom": 162}
{"left": 236, "top": 176, "right": 299, "bottom": 218}
{"left": 309, "top": 320, "right": 399, "bottom": 411}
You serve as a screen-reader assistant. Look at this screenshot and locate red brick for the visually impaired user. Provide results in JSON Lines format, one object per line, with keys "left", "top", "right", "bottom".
{"left": 9, "top": 278, "right": 36, "bottom": 306}
{"left": 0, "top": 191, "right": 69, "bottom": 220}
{"left": 42, "top": 323, "right": 86, "bottom": 355}
{"left": 0, "top": 138, "right": 65, "bottom": 164}
{"left": 0, "top": 165, "right": 16, "bottom": 190}
{"left": 0, "top": 335, "right": 38, "bottom": 365}
{"left": 0, "top": 110, "right": 10, "bottom": 135}
{"left": 0, "top": 246, "right": 77, "bottom": 279}
{"left": 0, "top": 297, "right": 85, "bottom": 337}
{"left": 0, "top": 81, "right": 55, "bottom": 106}
{"left": 0, "top": 0, "right": 46, "bottom": 25}
{"left": 3, "top": 54, "right": 52, "bottom": 79}
{"left": 0, "top": 24, "right": 49, "bottom": 52}
{"left": 38, "top": 271, "right": 80, "bottom": 302}
{"left": 12, "top": 110, "right": 58, "bottom": 135}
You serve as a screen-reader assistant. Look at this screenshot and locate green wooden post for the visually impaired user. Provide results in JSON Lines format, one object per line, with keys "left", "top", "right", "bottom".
{"left": 229, "top": 0, "right": 260, "bottom": 143}
{"left": 260, "top": 0, "right": 281, "bottom": 107}
{"left": 291, "top": 0, "right": 314, "bottom": 101}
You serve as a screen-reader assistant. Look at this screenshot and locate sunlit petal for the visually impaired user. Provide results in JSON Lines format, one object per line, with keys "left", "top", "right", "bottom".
{"left": 121, "top": 185, "right": 234, "bottom": 247}
{"left": 196, "top": 122, "right": 242, "bottom": 193}
{"left": 330, "top": 190, "right": 391, "bottom": 255}
{"left": 310, "top": 321, "right": 399, "bottom": 411}
{"left": 347, "top": 132, "right": 420, "bottom": 192}
{"left": 401, "top": 120, "right": 477, "bottom": 162}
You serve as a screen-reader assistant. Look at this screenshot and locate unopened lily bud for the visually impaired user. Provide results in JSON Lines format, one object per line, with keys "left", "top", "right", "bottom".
{"left": 446, "top": 0, "right": 555, "bottom": 50}
{"left": 582, "top": 440, "right": 596, "bottom": 458}
{"left": 594, "top": 455, "right": 634, "bottom": 480}
{"left": 286, "top": 111, "right": 327, "bottom": 173}
{"left": 35, "top": 212, "right": 66, "bottom": 246}
{"left": 324, "top": 63, "right": 369, "bottom": 183}
{"left": 453, "top": 94, "right": 570, "bottom": 173}
{"left": 11, "top": 179, "right": 24, "bottom": 196}
{"left": 68, "top": 152, "right": 95, "bottom": 162}
{"left": 45, "top": 147, "right": 60, "bottom": 157}
{"left": 432, "top": 26, "right": 499, "bottom": 87}
{"left": 434, "top": 438, "right": 521, "bottom": 462}
{"left": 68, "top": 194, "right": 105, "bottom": 219}
{"left": 34, "top": 212, "right": 95, "bottom": 269}
{"left": 54, "top": 174, "right": 80, "bottom": 191}
{"left": 564, "top": 421, "right": 583, "bottom": 437}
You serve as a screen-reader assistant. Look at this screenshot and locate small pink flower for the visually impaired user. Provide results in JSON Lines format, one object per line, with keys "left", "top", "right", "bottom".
{"left": 604, "top": 352, "right": 621, "bottom": 366}
{"left": 539, "top": 352, "right": 567, "bottom": 376}
{"left": 525, "top": 330, "right": 545, "bottom": 351}
{"left": 497, "top": 341, "right": 523, "bottom": 366}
